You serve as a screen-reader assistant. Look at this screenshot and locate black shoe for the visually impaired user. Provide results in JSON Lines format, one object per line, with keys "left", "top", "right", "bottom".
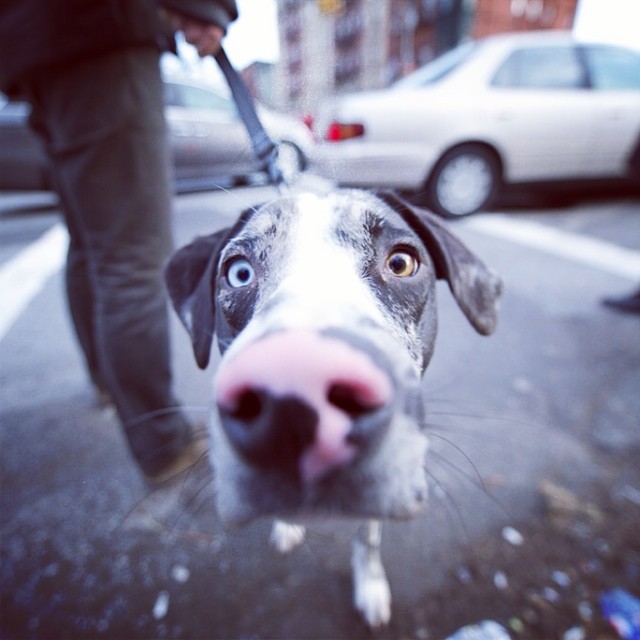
{"left": 602, "top": 289, "right": 640, "bottom": 314}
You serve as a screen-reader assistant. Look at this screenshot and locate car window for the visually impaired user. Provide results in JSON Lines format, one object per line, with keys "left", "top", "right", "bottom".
{"left": 164, "top": 82, "right": 236, "bottom": 113}
{"left": 491, "top": 45, "right": 587, "bottom": 89}
{"left": 582, "top": 45, "right": 640, "bottom": 90}
{"left": 392, "top": 40, "right": 478, "bottom": 89}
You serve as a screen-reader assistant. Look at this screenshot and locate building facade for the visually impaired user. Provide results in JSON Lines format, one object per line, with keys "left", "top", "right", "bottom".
{"left": 474, "top": 0, "right": 578, "bottom": 38}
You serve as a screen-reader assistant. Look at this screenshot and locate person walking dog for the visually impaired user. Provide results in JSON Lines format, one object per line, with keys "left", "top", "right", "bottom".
{"left": 0, "top": 0, "right": 238, "bottom": 482}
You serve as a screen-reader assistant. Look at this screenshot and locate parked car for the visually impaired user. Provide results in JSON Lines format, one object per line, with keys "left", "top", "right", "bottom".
{"left": 311, "top": 31, "right": 640, "bottom": 217}
{"left": 0, "top": 77, "right": 314, "bottom": 193}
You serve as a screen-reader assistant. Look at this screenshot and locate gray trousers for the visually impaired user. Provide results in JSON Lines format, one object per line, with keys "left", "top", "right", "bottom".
{"left": 25, "top": 48, "right": 192, "bottom": 475}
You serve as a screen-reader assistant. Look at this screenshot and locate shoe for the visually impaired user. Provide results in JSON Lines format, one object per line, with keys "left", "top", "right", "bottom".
{"left": 601, "top": 289, "right": 640, "bottom": 314}
{"left": 124, "top": 434, "right": 214, "bottom": 532}
{"left": 144, "top": 435, "right": 210, "bottom": 487}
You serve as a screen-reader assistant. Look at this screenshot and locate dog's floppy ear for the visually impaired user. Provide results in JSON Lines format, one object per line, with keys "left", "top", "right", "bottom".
{"left": 165, "top": 230, "right": 229, "bottom": 368}
{"left": 377, "top": 191, "right": 503, "bottom": 335}
{"left": 165, "top": 209, "right": 255, "bottom": 368}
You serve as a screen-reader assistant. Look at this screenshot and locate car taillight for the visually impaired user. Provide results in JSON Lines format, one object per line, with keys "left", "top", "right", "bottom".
{"left": 325, "top": 121, "right": 365, "bottom": 142}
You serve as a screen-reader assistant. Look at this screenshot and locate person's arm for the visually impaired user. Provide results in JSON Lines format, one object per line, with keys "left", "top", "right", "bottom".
{"left": 159, "top": 0, "right": 238, "bottom": 57}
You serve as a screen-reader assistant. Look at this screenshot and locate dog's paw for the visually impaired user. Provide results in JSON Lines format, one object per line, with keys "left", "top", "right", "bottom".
{"left": 353, "top": 571, "right": 392, "bottom": 628}
{"left": 270, "top": 521, "right": 306, "bottom": 554}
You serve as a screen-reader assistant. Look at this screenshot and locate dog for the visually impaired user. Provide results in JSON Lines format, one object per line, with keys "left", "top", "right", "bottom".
{"left": 165, "top": 189, "right": 502, "bottom": 627}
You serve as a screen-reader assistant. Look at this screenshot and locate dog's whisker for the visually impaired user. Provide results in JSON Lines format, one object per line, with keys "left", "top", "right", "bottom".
{"left": 422, "top": 376, "right": 470, "bottom": 400}
{"left": 180, "top": 456, "right": 216, "bottom": 511}
{"left": 178, "top": 478, "right": 213, "bottom": 512}
{"left": 181, "top": 479, "right": 217, "bottom": 518}
{"left": 116, "top": 492, "right": 170, "bottom": 533}
{"left": 427, "top": 432, "right": 488, "bottom": 493}
{"left": 424, "top": 467, "right": 471, "bottom": 541}
{"left": 427, "top": 418, "right": 543, "bottom": 461}
{"left": 123, "top": 405, "right": 210, "bottom": 427}
{"left": 210, "top": 184, "right": 263, "bottom": 216}
{"left": 112, "top": 444, "right": 215, "bottom": 536}
{"left": 428, "top": 449, "right": 513, "bottom": 521}
{"left": 427, "top": 409, "right": 537, "bottom": 431}
{"left": 213, "top": 183, "right": 284, "bottom": 218}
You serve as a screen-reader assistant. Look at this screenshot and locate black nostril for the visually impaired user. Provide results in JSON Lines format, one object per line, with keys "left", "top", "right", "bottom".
{"left": 230, "top": 389, "right": 263, "bottom": 421}
{"left": 219, "top": 389, "right": 318, "bottom": 479}
{"left": 329, "top": 382, "right": 392, "bottom": 449}
{"left": 328, "top": 383, "right": 381, "bottom": 419}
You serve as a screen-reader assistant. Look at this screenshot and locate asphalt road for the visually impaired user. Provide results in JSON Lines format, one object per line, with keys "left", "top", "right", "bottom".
{"left": 1, "top": 181, "right": 639, "bottom": 639}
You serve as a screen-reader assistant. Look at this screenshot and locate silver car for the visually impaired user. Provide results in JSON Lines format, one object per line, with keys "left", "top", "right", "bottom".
{"left": 163, "top": 77, "right": 313, "bottom": 189}
{"left": 0, "top": 78, "right": 314, "bottom": 193}
{"left": 312, "top": 31, "right": 640, "bottom": 217}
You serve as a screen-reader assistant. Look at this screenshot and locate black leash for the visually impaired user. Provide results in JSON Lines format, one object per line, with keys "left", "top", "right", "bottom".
{"left": 214, "top": 47, "right": 285, "bottom": 190}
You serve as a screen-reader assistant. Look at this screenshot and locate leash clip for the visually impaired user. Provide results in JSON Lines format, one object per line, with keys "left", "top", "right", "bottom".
{"left": 215, "top": 48, "right": 290, "bottom": 193}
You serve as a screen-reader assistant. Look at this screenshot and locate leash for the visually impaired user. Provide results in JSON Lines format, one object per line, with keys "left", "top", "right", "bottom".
{"left": 214, "top": 47, "right": 286, "bottom": 191}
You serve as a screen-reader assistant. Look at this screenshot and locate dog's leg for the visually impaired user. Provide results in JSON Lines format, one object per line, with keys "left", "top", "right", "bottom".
{"left": 270, "top": 520, "right": 306, "bottom": 553}
{"left": 351, "top": 520, "right": 391, "bottom": 627}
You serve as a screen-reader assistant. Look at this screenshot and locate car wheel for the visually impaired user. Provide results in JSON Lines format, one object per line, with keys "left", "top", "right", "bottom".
{"left": 428, "top": 145, "right": 500, "bottom": 218}
{"left": 276, "top": 141, "right": 305, "bottom": 184}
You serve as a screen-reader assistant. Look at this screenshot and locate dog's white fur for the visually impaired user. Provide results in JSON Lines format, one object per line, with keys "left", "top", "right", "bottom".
{"left": 351, "top": 521, "right": 392, "bottom": 626}
{"left": 270, "top": 521, "right": 306, "bottom": 554}
{"left": 166, "top": 190, "right": 502, "bottom": 628}
{"left": 270, "top": 519, "right": 391, "bottom": 626}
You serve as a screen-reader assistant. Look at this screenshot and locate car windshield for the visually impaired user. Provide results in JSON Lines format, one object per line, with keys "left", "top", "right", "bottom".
{"left": 392, "top": 41, "right": 478, "bottom": 89}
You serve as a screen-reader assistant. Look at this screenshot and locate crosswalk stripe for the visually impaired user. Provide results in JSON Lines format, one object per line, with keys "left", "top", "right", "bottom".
{"left": 464, "top": 214, "right": 640, "bottom": 281}
{"left": 0, "top": 222, "right": 68, "bottom": 342}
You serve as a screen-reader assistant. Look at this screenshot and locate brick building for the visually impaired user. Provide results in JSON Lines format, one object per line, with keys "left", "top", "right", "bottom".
{"left": 474, "top": 0, "right": 578, "bottom": 38}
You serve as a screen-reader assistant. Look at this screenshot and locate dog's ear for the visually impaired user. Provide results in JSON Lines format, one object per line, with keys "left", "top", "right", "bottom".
{"left": 377, "top": 191, "right": 503, "bottom": 335}
{"left": 165, "top": 229, "right": 230, "bottom": 369}
{"left": 165, "top": 209, "right": 255, "bottom": 368}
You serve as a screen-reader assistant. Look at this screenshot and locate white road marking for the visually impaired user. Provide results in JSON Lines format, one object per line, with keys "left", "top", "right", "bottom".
{"left": 464, "top": 214, "right": 640, "bottom": 281}
{"left": 0, "top": 222, "right": 68, "bottom": 342}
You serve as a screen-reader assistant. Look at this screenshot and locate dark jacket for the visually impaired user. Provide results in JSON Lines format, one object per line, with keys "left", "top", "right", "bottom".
{"left": 0, "top": 0, "right": 238, "bottom": 94}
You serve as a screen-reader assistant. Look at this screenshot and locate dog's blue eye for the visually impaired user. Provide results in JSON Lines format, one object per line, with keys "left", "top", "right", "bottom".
{"left": 226, "top": 258, "right": 255, "bottom": 288}
{"left": 385, "top": 250, "right": 419, "bottom": 278}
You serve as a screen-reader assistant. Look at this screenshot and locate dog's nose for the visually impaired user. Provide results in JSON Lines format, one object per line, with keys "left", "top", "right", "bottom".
{"left": 215, "top": 330, "right": 393, "bottom": 484}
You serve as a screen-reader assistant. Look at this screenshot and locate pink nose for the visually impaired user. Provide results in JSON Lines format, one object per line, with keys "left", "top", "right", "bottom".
{"left": 215, "top": 330, "right": 392, "bottom": 484}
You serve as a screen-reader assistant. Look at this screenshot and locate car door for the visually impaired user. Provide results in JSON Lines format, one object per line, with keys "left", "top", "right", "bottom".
{"left": 164, "top": 82, "right": 253, "bottom": 180}
{"left": 579, "top": 44, "right": 640, "bottom": 177}
{"left": 487, "top": 44, "right": 595, "bottom": 182}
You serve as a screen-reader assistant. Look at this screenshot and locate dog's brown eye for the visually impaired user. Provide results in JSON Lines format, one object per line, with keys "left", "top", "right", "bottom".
{"left": 385, "top": 250, "right": 419, "bottom": 277}
{"left": 226, "top": 258, "right": 255, "bottom": 288}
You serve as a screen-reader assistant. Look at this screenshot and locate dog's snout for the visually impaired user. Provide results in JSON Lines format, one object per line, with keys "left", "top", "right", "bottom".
{"left": 215, "top": 330, "right": 393, "bottom": 484}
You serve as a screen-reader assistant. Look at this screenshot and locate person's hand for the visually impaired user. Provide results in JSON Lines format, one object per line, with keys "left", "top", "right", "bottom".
{"left": 160, "top": 9, "right": 225, "bottom": 57}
